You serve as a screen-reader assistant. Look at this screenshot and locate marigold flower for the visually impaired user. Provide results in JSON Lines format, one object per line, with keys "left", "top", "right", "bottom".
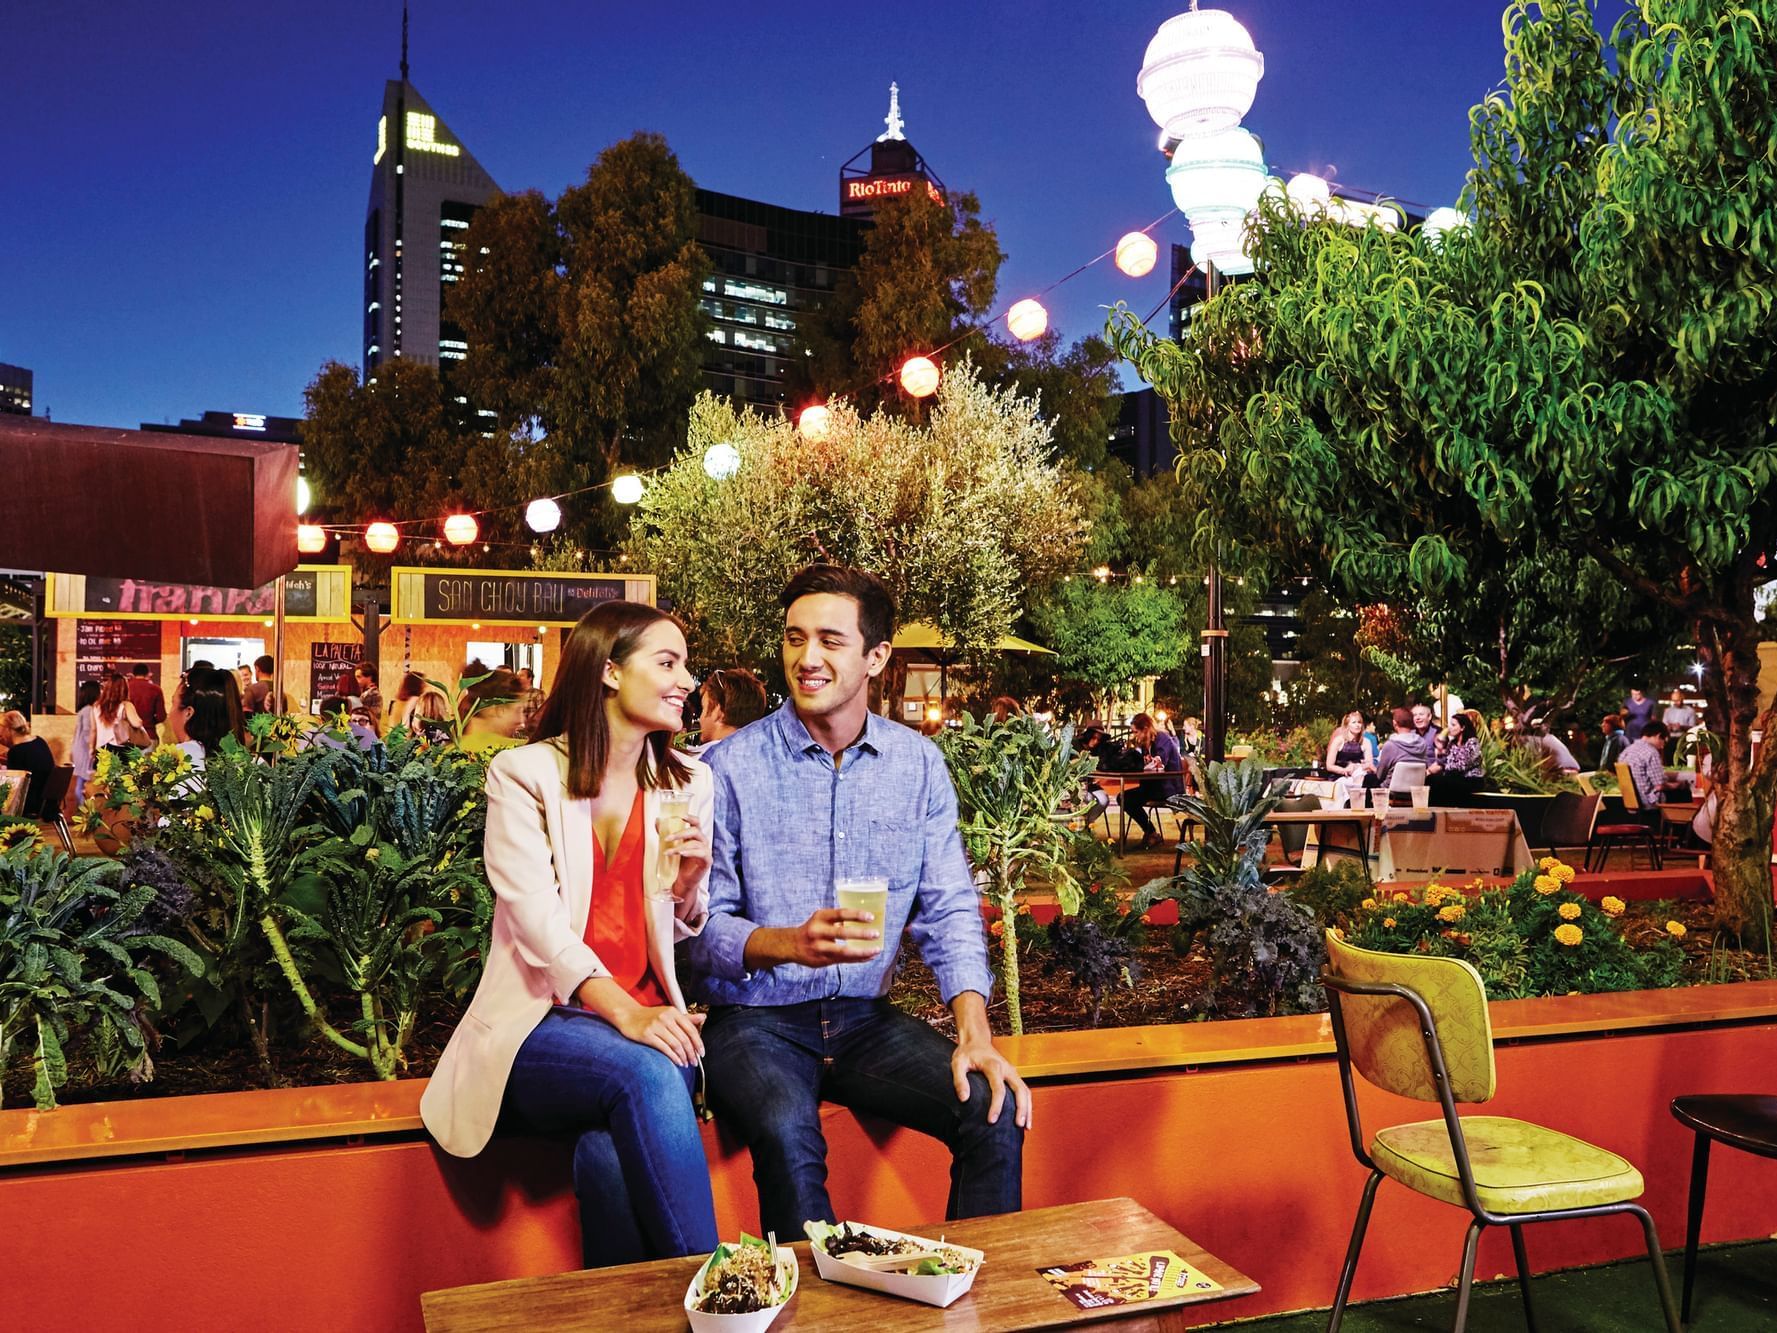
{"left": 1361, "top": 898, "right": 1378, "bottom": 910}
{"left": 1555, "top": 923, "right": 1583, "bottom": 946}
{"left": 1383, "top": 917, "right": 1397, "bottom": 928}
{"left": 1533, "top": 874, "right": 1560, "bottom": 895}
{"left": 1666, "top": 920, "right": 1687, "bottom": 938}
{"left": 1558, "top": 902, "right": 1582, "bottom": 920}
{"left": 1600, "top": 896, "right": 1626, "bottom": 917}
{"left": 1437, "top": 904, "right": 1466, "bottom": 923}
{"left": 1538, "top": 856, "right": 1559, "bottom": 871}
{"left": 989, "top": 920, "right": 1004, "bottom": 938}
{"left": 1550, "top": 862, "right": 1576, "bottom": 884}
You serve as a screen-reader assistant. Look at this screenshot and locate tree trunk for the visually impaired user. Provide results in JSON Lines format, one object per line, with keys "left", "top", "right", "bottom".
{"left": 1703, "top": 614, "right": 1776, "bottom": 949}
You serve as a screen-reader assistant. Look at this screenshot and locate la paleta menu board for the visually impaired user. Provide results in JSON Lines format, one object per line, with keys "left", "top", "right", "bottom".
{"left": 76, "top": 620, "right": 163, "bottom": 687}
{"left": 310, "top": 641, "right": 361, "bottom": 704}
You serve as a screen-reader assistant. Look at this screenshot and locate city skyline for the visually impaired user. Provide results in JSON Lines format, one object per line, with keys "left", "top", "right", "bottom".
{"left": 10, "top": 1, "right": 1528, "bottom": 429}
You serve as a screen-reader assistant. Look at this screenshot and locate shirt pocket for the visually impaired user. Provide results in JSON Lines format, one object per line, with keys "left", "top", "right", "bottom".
{"left": 865, "top": 814, "right": 925, "bottom": 887}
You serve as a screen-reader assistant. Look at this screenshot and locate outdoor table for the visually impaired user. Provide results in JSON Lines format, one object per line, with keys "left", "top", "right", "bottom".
{"left": 1092, "top": 771, "right": 1192, "bottom": 851}
{"left": 419, "top": 1197, "right": 1258, "bottom": 1332}
{"left": 1368, "top": 806, "right": 1535, "bottom": 881}
{"left": 1167, "top": 806, "right": 1378, "bottom": 880}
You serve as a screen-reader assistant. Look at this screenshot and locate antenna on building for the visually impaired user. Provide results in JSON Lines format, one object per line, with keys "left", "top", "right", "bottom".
{"left": 878, "top": 82, "right": 905, "bottom": 142}
{"left": 400, "top": 2, "right": 410, "bottom": 82}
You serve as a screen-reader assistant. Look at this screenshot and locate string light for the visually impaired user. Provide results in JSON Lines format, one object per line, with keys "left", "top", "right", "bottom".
{"left": 611, "top": 473, "right": 645, "bottom": 505}
{"left": 1006, "top": 298, "right": 1048, "bottom": 341}
{"left": 365, "top": 522, "right": 400, "bottom": 554}
{"left": 900, "top": 356, "right": 940, "bottom": 398}
{"left": 1116, "top": 231, "right": 1159, "bottom": 276}
{"left": 297, "top": 524, "right": 328, "bottom": 554}
{"left": 703, "top": 441, "right": 742, "bottom": 479}
{"left": 443, "top": 513, "right": 479, "bottom": 545}
{"left": 798, "top": 404, "right": 833, "bottom": 441}
{"left": 526, "top": 498, "right": 562, "bottom": 533}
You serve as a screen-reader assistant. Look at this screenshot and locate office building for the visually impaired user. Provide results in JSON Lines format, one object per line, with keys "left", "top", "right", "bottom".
{"left": 0, "top": 364, "right": 33, "bottom": 416}
{"left": 839, "top": 83, "right": 946, "bottom": 220}
{"left": 362, "top": 46, "right": 498, "bottom": 379}
{"left": 696, "top": 191, "right": 867, "bottom": 407}
{"left": 141, "top": 410, "right": 304, "bottom": 444}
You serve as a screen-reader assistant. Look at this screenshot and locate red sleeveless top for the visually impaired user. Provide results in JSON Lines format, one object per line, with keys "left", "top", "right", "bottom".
{"left": 582, "top": 788, "right": 668, "bottom": 1007}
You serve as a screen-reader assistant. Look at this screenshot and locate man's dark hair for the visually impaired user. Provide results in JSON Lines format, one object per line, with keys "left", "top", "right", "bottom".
{"left": 131, "top": 663, "right": 150, "bottom": 677}
{"left": 780, "top": 564, "right": 896, "bottom": 648}
{"left": 1642, "top": 721, "right": 1669, "bottom": 738}
{"left": 254, "top": 654, "right": 274, "bottom": 675}
{"left": 704, "top": 666, "right": 769, "bottom": 729}
{"left": 1390, "top": 707, "right": 1414, "bottom": 732}
{"left": 355, "top": 661, "right": 378, "bottom": 687}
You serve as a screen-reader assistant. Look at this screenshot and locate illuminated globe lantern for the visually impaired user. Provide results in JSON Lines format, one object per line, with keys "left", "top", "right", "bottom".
{"left": 365, "top": 522, "right": 400, "bottom": 554}
{"left": 1165, "top": 125, "right": 1268, "bottom": 275}
{"left": 296, "top": 524, "right": 327, "bottom": 555}
{"left": 1422, "top": 206, "right": 1470, "bottom": 247}
{"left": 611, "top": 473, "right": 645, "bottom": 505}
{"left": 443, "top": 513, "right": 478, "bottom": 546}
{"left": 798, "top": 404, "right": 832, "bottom": 442}
{"left": 1284, "top": 171, "right": 1332, "bottom": 212}
{"left": 1006, "top": 298, "right": 1048, "bottom": 342}
{"left": 900, "top": 355, "right": 940, "bottom": 398}
{"left": 1115, "top": 230, "right": 1159, "bottom": 277}
{"left": 295, "top": 476, "right": 312, "bottom": 516}
{"left": 525, "top": 497, "right": 562, "bottom": 533}
{"left": 1137, "top": 4, "right": 1265, "bottom": 141}
{"left": 703, "top": 441, "right": 741, "bottom": 480}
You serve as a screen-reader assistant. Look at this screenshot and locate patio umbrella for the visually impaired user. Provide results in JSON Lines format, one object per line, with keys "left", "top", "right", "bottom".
{"left": 890, "top": 622, "right": 1055, "bottom": 706}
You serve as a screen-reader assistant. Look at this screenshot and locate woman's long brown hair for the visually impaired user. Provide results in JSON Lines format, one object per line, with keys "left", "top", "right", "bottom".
{"left": 531, "top": 601, "right": 693, "bottom": 799}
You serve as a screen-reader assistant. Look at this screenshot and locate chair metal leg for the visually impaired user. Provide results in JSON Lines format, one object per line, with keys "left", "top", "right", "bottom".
{"left": 53, "top": 814, "right": 75, "bottom": 855}
{"left": 1326, "top": 1169, "right": 1383, "bottom": 1333}
{"left": 1683, "top": 1132, "right": 1711, "bottom": 1322}
{"left": 1509, "top": 1223, "right": 1537, "bottom": 1332}
{"left": 1628, "top": 1204, "right": 1683, "bottom": 1333}
{"left": 1451, "top": 1219, "right": 1483, "bottom": 1333}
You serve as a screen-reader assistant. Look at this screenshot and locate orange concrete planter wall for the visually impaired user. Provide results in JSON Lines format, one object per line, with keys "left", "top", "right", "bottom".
{"left": 6, "top": 990, "right": 1777, "bottom": 1330}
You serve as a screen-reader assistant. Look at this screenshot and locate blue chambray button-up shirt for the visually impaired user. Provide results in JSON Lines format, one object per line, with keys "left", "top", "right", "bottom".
{"left": 683, "top": 701, "right": 994, "bottom": 1008}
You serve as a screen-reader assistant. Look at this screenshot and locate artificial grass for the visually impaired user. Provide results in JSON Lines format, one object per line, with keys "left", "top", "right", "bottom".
{"left": 1222, "top": 1239, "right": 1775, "bottom": 1330}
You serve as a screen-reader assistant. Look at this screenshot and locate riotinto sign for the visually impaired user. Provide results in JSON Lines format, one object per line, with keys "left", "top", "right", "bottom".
{"left": 395, "top": 569, "right": 644, "bottom": 625}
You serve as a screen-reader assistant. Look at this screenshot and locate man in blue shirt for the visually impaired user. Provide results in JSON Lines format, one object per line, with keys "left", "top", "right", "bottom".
{"left": 684, "top": 565, "right": 1026, "bottom": 1236}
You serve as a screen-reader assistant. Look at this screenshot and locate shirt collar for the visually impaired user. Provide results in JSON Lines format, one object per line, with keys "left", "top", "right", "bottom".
{"left": 773, "top": 698, "right": 884, "bottom": 759}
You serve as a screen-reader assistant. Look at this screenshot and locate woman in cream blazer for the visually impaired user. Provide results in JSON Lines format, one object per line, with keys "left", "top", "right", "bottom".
{"left": 421, "top": 602, "right": 718, "bottom": 1269}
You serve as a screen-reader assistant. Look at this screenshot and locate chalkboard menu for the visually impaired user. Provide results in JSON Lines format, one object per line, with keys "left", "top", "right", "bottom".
{"left": 309, "top": 641, "right": 363, "bottom": 705}
{"left": 75, "top": 620, "right": 163, "bottom": 687}
{"left": 392, "top": 568, "right": 650, "bottom": 625}
{"left": 79, "top": 571, "right": 319, "bottom": 618}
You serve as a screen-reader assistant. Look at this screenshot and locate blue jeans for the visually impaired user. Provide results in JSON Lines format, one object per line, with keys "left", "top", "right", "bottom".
{"left": 702, "top": 998, "right": 1024, "bottom": 1237}
{"left": 502, "top": 1006, "right": 717, "bottom": 1268}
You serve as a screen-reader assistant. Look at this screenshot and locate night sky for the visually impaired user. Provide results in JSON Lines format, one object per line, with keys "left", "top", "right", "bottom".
{"left": 10, "top": 1, "right": 1539, "bottom": 429}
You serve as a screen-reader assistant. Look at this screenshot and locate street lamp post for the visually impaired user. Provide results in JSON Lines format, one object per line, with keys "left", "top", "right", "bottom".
{"left": 1139, "top": 2, "right": 1265, "bottom": 764}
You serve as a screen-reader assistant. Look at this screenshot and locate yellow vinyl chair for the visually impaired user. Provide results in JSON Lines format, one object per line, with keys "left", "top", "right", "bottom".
{"left": 1321, "top": 932, "right": 1680, "bottom": 1332}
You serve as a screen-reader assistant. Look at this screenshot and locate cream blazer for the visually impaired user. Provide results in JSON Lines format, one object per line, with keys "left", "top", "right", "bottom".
{"left": 420, "top": 740, "right": 712, "bottom": 1158}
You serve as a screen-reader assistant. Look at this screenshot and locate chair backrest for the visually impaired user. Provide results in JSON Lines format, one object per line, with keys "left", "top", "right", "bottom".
{"left": 34, "top": 765, "right": 74, "bottom": 815}
{"left": 1615, "top": 762, "right": 1643, "bottom": 811}
{"left": 1387, "top": 760, "right": 1427, "bottom": 791}
{"left": 1541, "top": 790, "right": 1600, "bottom": 850}
{"left": 1273, "top": 794, "right": 1320, "bottom": 855}
{"left": 1324, "top": 931, "right": 1497, "bottom": 1104}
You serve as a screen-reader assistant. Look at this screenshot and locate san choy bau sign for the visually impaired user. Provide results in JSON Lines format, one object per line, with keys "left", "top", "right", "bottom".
{"left": 390, "top": 567, "right": 657, "bottom": 626}
{"left": 45, "top": 566, "right": 352, "bottom": 623}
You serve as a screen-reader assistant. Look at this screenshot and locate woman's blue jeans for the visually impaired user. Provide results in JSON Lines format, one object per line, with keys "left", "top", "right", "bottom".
{"left": 502, "top": 1006, "right": 717, "bottom": 1269}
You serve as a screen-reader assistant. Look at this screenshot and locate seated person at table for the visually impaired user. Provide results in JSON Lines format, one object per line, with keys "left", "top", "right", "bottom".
{"left": 1079, "top": 724, "right": 1143, "bottom": 812}
{"left": 1124, "top": 712, "right": 1183, "bottom": 850}
{"left": 1620, "top": 721, "right": 1690, "bottom": 805}
{"left": 1372, "top": 708, "right": 1431, "bottom": 788}
{"left": 1324, "top": 710, "right": 1376, "bottom": 806}
{"left": 1427, "top": 710, "right": 1486, "bottom": 803}
{"left": 685, "top": 564, "right": 1027, "bottom": 1238}
{"left": 1, "top": 711, "right": 55, "bottom": 818}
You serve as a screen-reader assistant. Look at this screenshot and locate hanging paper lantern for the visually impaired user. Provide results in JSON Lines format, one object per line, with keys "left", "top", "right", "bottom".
{"left": 798, "top": 404, "right": 832, "bottom": 442}
{"left": 296, "top": 524, "right": 327, "bottom": 555}
{"left": 365, "top": 522, "right": 400, "bottom": 554}
{"left": 1137, "top": 7, "right": 1265, "bottom": 141}
{"left": 1284, "top": 172, "right": 1332, "bottom": 210}
{"left": 1115, "top": 231, "right": 1158, "bottom": 277}
{"left": 703, "top": 441, "right": 742, "bottom": 480}
{"left": 1006, "top": 298, "right": 1048, "bottom": 342}
{"left": 295, "top": 476, "right": 312, "bottom": 516}
{"left": 899, "top": 356, "right": 940, "bottom": 398}
{"left": 525, "top": 498, "right": 562, "bottom": 533}
{"left": 443, "top": 513, "right": 478, "bottom": 546}
{"left": 611, "top": 473, "right": 645, "bottom": 505}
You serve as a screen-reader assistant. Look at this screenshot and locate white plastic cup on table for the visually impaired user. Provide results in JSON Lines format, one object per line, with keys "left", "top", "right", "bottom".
{"left": 835, "top": 877, "right": 889, "bottom": 957}
{"left": 1370, "top": 788, "right": 1391, "bottom": 812}
{"left": 651, "top": 790, "right": 694, "bottom": 900}
{"left": 1410, "top": 785, "right": 1431, "bottom": 810}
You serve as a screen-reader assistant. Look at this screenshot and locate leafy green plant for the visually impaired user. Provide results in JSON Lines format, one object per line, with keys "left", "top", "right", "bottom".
{"left": 936, "top": 715, "right": 1097, "bottom": 1034}
{"left": 1136, "top": 759, "right": 1326, "bottom": 1018}
{"left": 1288, "top": 859, "right": 1375, "bottom": 931}
{"left": 1479, "top": 730, "right": 1571, "bottom": 795}
{"left": 0, "top": 844, "right": 199, "bottom": 1109}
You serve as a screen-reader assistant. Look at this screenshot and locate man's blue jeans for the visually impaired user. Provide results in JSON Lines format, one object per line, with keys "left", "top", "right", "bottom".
{"left": 502, "top": 1006, "right": 717, "bottom": 1268}
{"left": 702, "top": 998, "right": 1024, "bottom": 1237}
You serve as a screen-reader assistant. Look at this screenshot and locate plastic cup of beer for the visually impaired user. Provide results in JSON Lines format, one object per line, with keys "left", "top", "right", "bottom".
{"left": 652, "top": 791, "right": 693, "bottom": 900}
{"left": 1370, "top": 788, "right": 1391, "bottom": 812}
{"left": 835, "top": 877, "right": 889, "bottom": 956}
{"left": 1410, "top": 785, "right": 1431, "bottom": 810}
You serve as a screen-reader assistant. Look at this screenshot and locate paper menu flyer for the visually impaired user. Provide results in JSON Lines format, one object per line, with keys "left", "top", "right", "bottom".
{"left": 1038, "top": 1249, "right": 1224, "bottom": 1311}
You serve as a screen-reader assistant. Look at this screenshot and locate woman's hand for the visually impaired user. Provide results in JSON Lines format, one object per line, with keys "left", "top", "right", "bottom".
{"left": 614, "top": 1002, "right": 707, "bottom": 1066}
{"left": 669, "top": 814, "right": 710, "bottom": 901}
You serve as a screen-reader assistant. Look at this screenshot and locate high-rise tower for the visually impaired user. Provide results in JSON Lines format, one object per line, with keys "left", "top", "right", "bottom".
{"left": 838, "top": 83, "right": 946, "bottom": 219}
{"left": 362, "top": 13, "right": 498, "bottom": 378}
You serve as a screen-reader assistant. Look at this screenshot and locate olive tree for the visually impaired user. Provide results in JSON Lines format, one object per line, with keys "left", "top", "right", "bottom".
{"left": 1110, "top": 0, "right": 1777, "bottom": 942}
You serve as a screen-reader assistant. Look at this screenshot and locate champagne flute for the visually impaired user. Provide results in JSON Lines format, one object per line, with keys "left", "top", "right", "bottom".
{"left": 652, "top": 791, "right": 693, "bottom": 900}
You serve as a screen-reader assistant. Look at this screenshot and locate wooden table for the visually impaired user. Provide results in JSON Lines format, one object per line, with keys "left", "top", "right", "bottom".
{"left": 421, "top": 1197, "right": 1257, "bottom": 1332}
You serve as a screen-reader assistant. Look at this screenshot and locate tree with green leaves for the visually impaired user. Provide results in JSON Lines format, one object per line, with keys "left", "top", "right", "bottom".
{"left": 448, "top": 132, "right": 710, "bottom": 549}
{"left": 1110, "top": 0, "right": 1777, "bottom": 942}
{"left": 1028, "top": 577, "right": 1189, "bottom": 717}
{"left": 626, "top": 363, "right": 1086, "bottom": 672}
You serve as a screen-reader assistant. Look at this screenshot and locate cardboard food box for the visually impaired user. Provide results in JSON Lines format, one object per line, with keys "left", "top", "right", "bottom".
{"left": 808, "top": 1222, "right": 985, "bottom": 1309}
{"left": 683, "top": 1243, "right": 798, "bottom": 1332}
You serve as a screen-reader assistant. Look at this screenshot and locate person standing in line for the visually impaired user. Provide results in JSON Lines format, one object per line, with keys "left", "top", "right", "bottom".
{"left": 1662, "top": 689, "right": 1698, "bottom": 732}
{"left": 70, "top": 679, "right": 102, "bottom": 808}
{"left": 1623, "top": 687, "right": 1658, "bottom": 735}
{"left": 244, "top": 655, "right": 277, "bottom": 715}
{"left": 354, "top": 662, "right": 383, "bottom": 722}
{"left": 127, "top": 664, "right": 167, "bottom": 746}
{"left": 95, "top": 673, "right": 149, "bottom": 757}
{"left": 686, "top": 564, "right": 1027, "bottom": 1239}
{"left": 421, "top": 601, "right": 717, "bottom": 1269}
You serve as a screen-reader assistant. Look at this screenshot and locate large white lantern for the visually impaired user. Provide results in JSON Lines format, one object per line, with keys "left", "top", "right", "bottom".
{"left": 1166, "top": 126, "right": 1267, "bottom": 275}
{"left": 611, "top": 473, "right": 645, "bottom": 505}
{"left": 1284, "top": 172, "right": 1332, "bottom": 211}
{"left": 525, "top": 497, "right": 562, "bottom": 533}
{"left": 703, "top": 441, "right": 741, "bottom": 480}
{"left": 1137, "top": 6, "right": 1265, "bottom": 141}
{"left": 1006, "top": 298, "right": 1048, "bottom": 341}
